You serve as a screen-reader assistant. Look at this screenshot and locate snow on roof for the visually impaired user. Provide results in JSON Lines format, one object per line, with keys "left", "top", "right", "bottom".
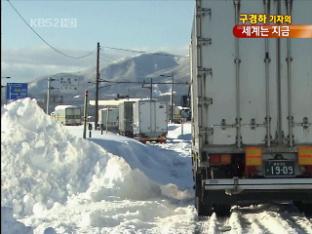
{"left": 89, "top": 98, "right": 140, "bottom": 107}
{"left": 99, "top": 107, "right": 119, "bottom": 111}
{"left": 176, "top": 106, "right": 190, "bottom": 110}
{"left": 54, "top": 105, "right": 80, "bottom": 110}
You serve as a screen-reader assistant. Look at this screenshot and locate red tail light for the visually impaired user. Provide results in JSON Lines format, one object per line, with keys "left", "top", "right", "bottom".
{"left": 209, "top": 154, "right": 231, "bottom": 166}
{"left": 303, "top": 165, "right": 312, "bottom": 176}
{"left": 245, "top": 166, "right": 258, "bottom": 177}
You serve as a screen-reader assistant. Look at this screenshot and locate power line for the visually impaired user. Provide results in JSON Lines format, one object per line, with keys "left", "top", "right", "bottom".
{"left": 6, "top": 0, "right": 95, "bottom": 59}
{"left": 7, "top": 0, "right": 188, "bottom": 60}
{"left": 98, "top": 79, "right": 189, "bottom": 85}
{"left": 101, "top": 46, "right": 188, "bottom": 58}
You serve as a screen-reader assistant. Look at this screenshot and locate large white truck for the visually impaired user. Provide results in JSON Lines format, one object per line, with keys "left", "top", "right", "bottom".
{"left": 98, "top": 107, "right": 119, "bottom": 132}
{"left": 51, "top": 105, "right": 81, "bottom": 126}
{"left": 172, "top": 106, "right": 192, "bottom": 123}
{"left": 119, "top": 101, "right": 135, "bottom": 137}
{"left": 191, "top": 0, "right": 312, "bottom": 216}
{"left": 132, "top": 100, "right": 168, "bottom": 143}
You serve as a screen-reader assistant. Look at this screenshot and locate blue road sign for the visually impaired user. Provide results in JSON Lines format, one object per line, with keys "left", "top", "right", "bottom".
{"left": 6, "top": 83, "right": 28, "bottom": 101}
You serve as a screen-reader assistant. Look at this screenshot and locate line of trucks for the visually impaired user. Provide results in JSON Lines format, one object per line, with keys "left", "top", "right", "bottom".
{"left": 98, "top": 100, "right": 168, "bottom": 143}
{"left": 191, "top": 0, "right": 312, "bottom": 216}
{"left": 52, "top": 100, "right": 170, "bottom": 143}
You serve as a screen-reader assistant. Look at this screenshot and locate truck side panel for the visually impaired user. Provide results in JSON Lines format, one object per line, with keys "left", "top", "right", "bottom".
{"left": 281, "top": 1, "right": 312, "bottom": 144}
{"left": 192, "top": 0, "right": 312, "bottom": 148}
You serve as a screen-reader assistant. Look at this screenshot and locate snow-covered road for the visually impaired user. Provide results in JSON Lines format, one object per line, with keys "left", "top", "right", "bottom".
{"left": 1, "top": 99, "right": 311, "bottom": 234}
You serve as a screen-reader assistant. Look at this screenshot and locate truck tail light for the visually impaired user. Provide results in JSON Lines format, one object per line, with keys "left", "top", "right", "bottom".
{"left": 302, "top": 166, "right": 312, "bottom": 176}
{"left": 245, "top": 166, "right": 258, "bottom": 177}
{"left": 298, "top": 146, "right": 312, "bottom": 165}
{"left": 245, "top": 146, "right": 262, "bottom": 166}
{"left": 209, "top": 154, "right": 231, "bottom": 166}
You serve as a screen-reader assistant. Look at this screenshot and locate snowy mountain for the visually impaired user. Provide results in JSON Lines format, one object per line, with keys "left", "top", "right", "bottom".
{"left": 28, "top": 52, "right": 190, "bottom": 111}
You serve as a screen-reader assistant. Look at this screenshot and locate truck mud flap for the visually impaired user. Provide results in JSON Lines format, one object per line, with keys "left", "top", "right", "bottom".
{"left": 204, "top": 178, "right": 312, "bottom": 191}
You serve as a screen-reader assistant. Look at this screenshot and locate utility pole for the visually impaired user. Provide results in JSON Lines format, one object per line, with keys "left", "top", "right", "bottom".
{"left": 95, "top": 42, "right": 100, "bottom": 129}
{"left": 150, "top": 78, "right": 153, "bottom": 101}
{"left": 83, "top": 90, "right": 89, "bottom": 139}
{"left": 46, "top": 77, "right": 55, "bottom": 114}
{"left": 170, "top": 74, "right": 174, "bottom": 122}
{"left": 159, "top": 73, "right": 175, "bottom": 122}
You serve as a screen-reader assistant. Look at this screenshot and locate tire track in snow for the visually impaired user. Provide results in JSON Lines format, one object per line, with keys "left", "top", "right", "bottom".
{"left": 288, "top": 215, "right": 312, "bottom": 234}
{"left": 195, "top": 204, "right": 312, "bottom": 234}
{"left": 279, "top": 205, "right": 312, "bottom": 234}
{"left": 252, "top": 205, "right": 308, "bottom": 234}
{"left": 196, "top": 214, "right": 218, "bottom": 234}
{"left": 227, "top": 205, "right": 273, "bottom": 234}
{"left": 269, "top": 204, "right": 312, "bottom": 234}
{"left": 197, "top": 213, "right": 231, "bottom": 234}
{"left": 228, "top": 207, "right": 249, "bottom": 233}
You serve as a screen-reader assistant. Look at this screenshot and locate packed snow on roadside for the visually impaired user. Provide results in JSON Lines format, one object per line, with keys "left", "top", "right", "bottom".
{"left": 2, "top": 98, "right": 312, "bottom": 234}
{"left": 1, "top": 98, "right": 196, "bottom": 234}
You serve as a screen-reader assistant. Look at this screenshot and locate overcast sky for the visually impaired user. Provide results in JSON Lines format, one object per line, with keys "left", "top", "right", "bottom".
{"left": 1, "top": 0, "right": 195, "bottom": 83}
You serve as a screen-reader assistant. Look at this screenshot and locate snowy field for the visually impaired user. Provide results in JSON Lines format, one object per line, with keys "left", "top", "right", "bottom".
{"left": 1, "top": 98, "right": 312, "bottom": 234}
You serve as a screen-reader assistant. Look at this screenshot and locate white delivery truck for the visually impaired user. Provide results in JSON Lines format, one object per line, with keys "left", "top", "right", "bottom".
{"left": 52, "top": 105, "right": 81, "bottom": 125}
{"left": 191, "top": 0, "right": 312, "bottom": 216}
{"left": 173, "top": 106, "right": 192, "bottom": 123}
{"left": 133, "top": 100, "right": 168, "bottom": 143}
{"left": 98, "top": 107, "right": 119, "bottom": 132}
{"left": 119, "top": 101, "right": 135, "bottom": 137}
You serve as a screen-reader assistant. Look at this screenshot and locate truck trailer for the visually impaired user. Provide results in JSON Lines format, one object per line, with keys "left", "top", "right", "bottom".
{"left": 98, "top": 107, "right": 119, "bottom": 132}
{"left": 119, "top": 101, "right": 135, "bottom": 137}
{"left": 51, "top": 105, "right": 81, "bottom": 126}
{"left": 132, "top": 100, "right": 168, "bottom": 143}
{"left": 191, "top": 0, "right": 312, "bottom": 216}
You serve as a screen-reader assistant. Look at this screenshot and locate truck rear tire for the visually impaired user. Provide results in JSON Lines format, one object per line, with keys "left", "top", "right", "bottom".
{"left": 195, "top": 173, "right": 212, "bottom": 216}
{"left": 295, "top": 201, "right": 312, "bottom": 216}
{"left": 213, "top": 204, "right": 231, "bottom": 217}
{"left": 196, "top": 196, "right": 212, "bottom": 216}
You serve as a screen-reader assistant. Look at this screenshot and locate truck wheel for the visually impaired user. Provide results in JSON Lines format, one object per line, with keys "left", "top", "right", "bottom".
{"left": 213, "top": 204, "right": 231, "bottom": 217}
{"left": 303, "top": 204, "right": 312, "bottom": 216}
{"left": 195, "top": 173, "right": 212, "bottom": 216}
{"left": 295, "top": 201, "right": 312, "bottom": 216}
{"left": 196, "top": 196, "right": 212, "bottom": 216}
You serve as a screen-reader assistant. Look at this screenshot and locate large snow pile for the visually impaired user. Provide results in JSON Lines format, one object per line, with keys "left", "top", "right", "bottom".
{"left": 1, "top": 98, "right": 196, "bottom": 233}
{"left": 89, "top": 134, "right": 193, "bottom": 189}
{"left": 1, "top": 207, "right": 33, "bottom": 234}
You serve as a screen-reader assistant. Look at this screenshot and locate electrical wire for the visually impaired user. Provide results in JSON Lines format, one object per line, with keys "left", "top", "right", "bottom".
{"left": 7, "top": 0, "right": 188, "bottom": 60}
{"left": 98, "top": 79, "right": 189, "bottom": 85}
{"left": 6, "top": 0, "right": 95, "bottom": 59}
{"left": 101, "top": 46, "right": 188, "bottom": 58}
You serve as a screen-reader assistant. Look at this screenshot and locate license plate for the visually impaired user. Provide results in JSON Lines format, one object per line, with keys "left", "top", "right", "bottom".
{"left": 264, "top": 160, "right": 295, "bottom": 177}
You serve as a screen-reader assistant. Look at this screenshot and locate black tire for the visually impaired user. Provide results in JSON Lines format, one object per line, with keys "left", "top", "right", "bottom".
{"left": 196, "top": 196, "right": 212, "bottom": 216}
{"left": 295, "top": 201, "right": 312, "bottom": 217}
{"left": 213, "top": 204, "right": 231, "bottom": 217}
{"left": 294, "top": 201, "right": 303, "bottom": 210}
{"left": 303, "top": 204, "right": 312, "bottom": 217}
{"left": 195, "top": 173, "right": 212, "bottom": 216}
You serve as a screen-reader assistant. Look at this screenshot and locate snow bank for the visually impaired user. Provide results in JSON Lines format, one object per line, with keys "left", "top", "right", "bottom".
{"left": 1, "top": 98, "right": 195, "bottom": 233}
{"left": 2, "top": 99, "right": 111, "bottom": 217}
{"left": 89, "top": 134, "right": 193, "bottom": 189}
{"left": 1, "top": 99, "right": 164, "bottom": 207}
{"left": 1, "top": 207, "right": 33, "bottom": 234}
